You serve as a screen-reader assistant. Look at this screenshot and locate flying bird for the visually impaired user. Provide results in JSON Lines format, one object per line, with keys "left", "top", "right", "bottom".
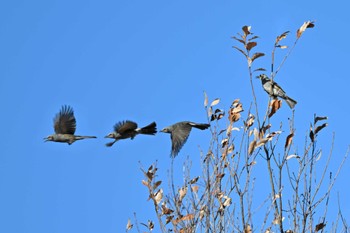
{"left": 160, "top": 121, "right": 210, "bottom": 158}
{"left": 105, "top": 120, "right": 157, "bottom": 147}
{"left": 44, "top": 105, "right": 96, "bottom": 144}
{"left": 257, "top": 74, "right": 297, "bottom": 109}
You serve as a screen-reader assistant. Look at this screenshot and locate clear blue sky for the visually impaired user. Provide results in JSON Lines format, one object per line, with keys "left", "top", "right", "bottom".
{"left": 1, "top": 1, "right": 349, "bottom": 232}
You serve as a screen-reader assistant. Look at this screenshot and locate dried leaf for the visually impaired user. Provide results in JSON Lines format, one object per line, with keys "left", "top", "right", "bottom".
{"left": 204, "top": 91, "right": 208, "bottom": 107}
{"left": 251, "top": 52, "right": 265, "bottom": 62}
{"left": 211, "top": 98, "right": 220, "bottom": 106}
{"left": 309, "top": 125, "right": 314, "bottom": 142}
{"left": 126, "top": 219, "right": 133, "bottom": 231}
{"left": 221, "top": 138, "right": 229, "bottom": 148}
{"left": 165, "top": 215, "right": 173, "bottom": 224}
{"left": 179, "top": 186, "right": 188, "bottom": 202}
{"left": 297, "top": 21, "right": 315, "bottom": 38}
{"left": 315, "top": 123, "right": 328, "bottom": 134}
{"left": 148, "top": 220, "right": 154, "bottom": 231}
{"left": 315, "top": 116, "right": 328, "bottom": 124}
{"left": 286, "top": 154, "right": 300, "bottom": 160}
{"left": 246, "top": 41, "right": 257, "bottom": 51}
{"left": 245, "top": 224, "right": 252, "bottom": 233}
{"left": 276, "top": 45, "right": 288, "bottom": 49}
{"left": 254, "top": 67, "right": 266, "bottom": 72}
{"left": 245, "top": 114, "right": 255, "bottom": 130}
{"left": 260, "top": 124, "right": 271, "bottom": 138}
{"left": 223, "top": 196, "right": 232, "bottom": 207}
{"left": 162, "top": 202, "right": 174, "bottom": 215}
{"left": 228, "top": 144, "right": 234, "bottom": 154}
{"left": 275, "top": 31, "right": 289, "bottom": 44}
{"left": 242, "top": 25, "right": 251, "bottom": 36}
{"left": 191, "top": 185, "right": 199, "bottom": 193}
{"left": 232, "top": 36, "right": 245, "bottom": 44}
{"left": 208, "top": 106, "right": 213, "bottom": 117}
{"left": 153, "top": 180, "right": 162, "bottom": 190}
{"left": 154, "top": 189, "right": 163, "bottom": 205}
{"left": 141, "top": 180, "right": 149, "bottom": 187}
{"left": 285, "top": 132, "right": 294, "bottom": 149}
{"left": 248, "top": 140, "right": 257, "bottom": 155}
{"left": 233, "top": 46, "right": 248, "bottom": 57}
{"left": 315, "top": 222, "right": 326, "bottom": 231}
{"left": 248, "top": 35, "right": 259, "bottom": 41}
{"left": 269, "top": 99, "right": 282, "bottom": 118}
{"left": 256, "top": 138, "right": 269, "bottom": 147}
{"left": 189, "top": 176, "right": 199, "bottom": 184}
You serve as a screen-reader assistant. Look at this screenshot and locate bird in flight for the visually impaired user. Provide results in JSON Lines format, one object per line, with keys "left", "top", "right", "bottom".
{"left": 161, "top": 121, "right": 210, "bottom": 158}
{"left": 44, "top": 105, "right": 96, "bottom": 144}
{"left": 105, "top": 120, "right": 157, "bottom": 147}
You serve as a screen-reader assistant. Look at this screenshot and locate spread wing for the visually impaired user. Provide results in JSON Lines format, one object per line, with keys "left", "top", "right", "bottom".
{"left": 171, "top": 123, "right": 192, "bottom": 157}
{"left": 54, "top": 105, "right": 76, "bottom": 135}
{"left": 114, "top": 120, "right": 138, "bottom": 134}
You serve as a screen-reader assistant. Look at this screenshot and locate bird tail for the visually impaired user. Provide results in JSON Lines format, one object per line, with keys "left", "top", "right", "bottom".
{"left": 190, "top": 123, "right": 210, "bottom": 130}
{"left": 75, "top": 135, "right": 97, "bottom": 140}
{"left": 140, "top": 122, "right": 157, "bottom": 135}
{"left": 285, "top": 96, "right": 297, "bottom": 109}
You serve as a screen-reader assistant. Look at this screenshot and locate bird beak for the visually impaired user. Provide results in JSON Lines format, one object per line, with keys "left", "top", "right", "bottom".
{"left": 160, "top": 129, "right": 165, "bottom": 133}
{"left": 104, "top": 135, "right": 112, "bottom": 138}
{"left": 43, "top": 137, "right": 49, "bottom": 142}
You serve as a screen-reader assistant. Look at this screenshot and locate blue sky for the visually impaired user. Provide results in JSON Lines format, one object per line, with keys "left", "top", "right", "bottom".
{"left": 1, "top": 0, "right": 349, "bottom": 232}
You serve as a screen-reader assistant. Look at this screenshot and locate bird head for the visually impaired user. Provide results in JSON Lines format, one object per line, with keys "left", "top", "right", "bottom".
{"left": 105, "top": 132, "right": 117, "bottom": 138}
{"left": 257, "top": 74, "right": 269, "bottom": 80}
{"left": 160, "top": 127, "right": 170, "bottom": 133}
{"left": 44, "top": 135, "right": 54, "bottom": 142}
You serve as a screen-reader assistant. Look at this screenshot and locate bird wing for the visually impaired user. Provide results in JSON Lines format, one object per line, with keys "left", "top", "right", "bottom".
{"left": 114, "top": 120, "right": 138, "bottom": 134}
{"left": 54, "top": 105, "right": 76, "bottom": 135}
{"left": 171, "top": 123, "right": 192, "bottom": 157}
{"left": 271, "top": 81, "right": 287, "bottom": 97}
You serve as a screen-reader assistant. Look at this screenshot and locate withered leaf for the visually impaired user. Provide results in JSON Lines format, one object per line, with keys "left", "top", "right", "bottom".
{"left": 248, "top": 140, "right": 257, "bottom": 155}
{"left": 246, "top": 41, "right": 257, "bottom": 51}
{"left": 232, "top": 36, "right": 245, "bottom": 44}
{"left": 315, "top": 222, "right": 326, "bottom": 231}
{"left": 141, "top": 180, "right": 149, "bottom": 187}
{"left": 245, "top": 224, "right": 252, "bottom": 233}
{"left": 204, "top": 91, "right": 208, "bottom": 107}
{"left": 245, "top": 114, "right": 255, "bottom": 129}
{"left": 189, "top": 176, "right": 200, "bottom": 184}
{"left": 162, "top": 202, "right": 174, "bottom": 215}
{"left": 179, "top": 186, "right": 188, "bottom": 202}
{"left": 256, "top": 138, "right": 270, "bottom": 148}
{"left": 221, "top": 138, "right": 229, "bottom": 148}
{"left": 276, "top": 45, "right": 288, "bottom": 49}
{"left": 314, "top": 116, "right": 328, "bottom": 124}
{"left": 315, "top": 123, "right": 328, "bottom": 134}
{"left": 148, "top": 220, "right": 154, "bottom": 231}
{"left": 248, "top": 35, "right": 259, "bottom": 41}
{"left": 309, "top": 125, "right": 314, "bottom": 142}
{"left": 254, "top": 67, "right": 266, "bottom": 72}
{"left": 126, "top": 219, "right": 133, "bottom": 231}
{"left": 211, "top": 98, "right": 220, "bottom": 107}
{"left": 154, "top": 189, "right": 163, "bottom": 205}
{"left": 251, "top": 52, "right": 265, "bottom": 62}
{"left": 269, "top": 99, "right": 282, "bottom": 118}
{"left": 191, "top": 185, "right": 199, "bottom": 193}
{"left": 275, "top": 31, "right": 289, "bottom": 44}
{"left": 285, "top": 132, "right": 294, "bottom": 149}
{"left": 242, "top": 25, "right": 251, "bottom": 36}
{"left": 228, "top": 144, "right": 234, "bottom": 154}
{"left": 286, "top": 154, "right": 300, "bottom": 160}
{"left": 297, "top": 21, "right": 315, "bottom": 38}
{"left": 153, "top": 180, "right": 162, "bottom": 190}
{"left": 165, "top": 215, "right": 174, "bottom": 224}
{"left": 233, "top": 46, "right": 248, "bottom": 57}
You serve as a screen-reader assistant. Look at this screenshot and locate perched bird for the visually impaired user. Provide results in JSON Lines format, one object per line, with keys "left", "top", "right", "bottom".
{"left": 44, "top": 105, "right": 96, "bottom": 144}
{"left": 160, "top": 121, "right": 210, "bottom": 158}
{"left": 105, "top": 120, "right": 157, "bottom": 147}
{"left": 257, "top": 74, "right": 297, "bottom": 109}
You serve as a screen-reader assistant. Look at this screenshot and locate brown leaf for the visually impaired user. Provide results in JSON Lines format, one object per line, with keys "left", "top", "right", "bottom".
{"left": 221, "top": 138, "right": 229, "bottom": 148}
{"left": 248, "top": 140, "right": 257, "bottom": 155}
{"left": 162, "top": 202, "right": 174, "bottom": 215}
{"left": 246, "top": 41, "right": 257, "bottom": 51}
{"left": 245, "top": 114, "right": 255, "bottom": 130}
{"left": 233, "top": 46, "right": 248, "bottom": 57}
{"left": 126, "top": 219, "right": 133, "bottom": 231}
{"left": 204, "top": 91, "right": 208, "bottom": 107}
{"left": 254, "top": 67, "right": 266, "bottom": 72}
{"left": 314, "top": 116, "right": 328, "bottom": 124}
{"left": 269, "top": 99, "right": 282, "bottom": 118}
{"left": 315, "top": 123, "right": 328, "bottom": 134}
{"left": 276, "top": 45, "right": 288, "bottom": 49}
{"left": 191, "top": 185, "right": 199, "bottom": 193}
{"left": 275, "top": 31, "right": 289, "bottom": 44}
{"left": 315, "top": 222, "right": 326, "bottom": 231}
{"left": 260, "top": 124, "right": 271, "bottom": 139}
{"left": 248, "top": 35, "right": 259, "bottom": 41}
{"left": 179, "top": 186, "right": 188, "bottom": 202}
{"left": 165, "top": 215, "right": 174, "bottom": 224}
{"left": 309, "top": 125, "right": 314, "bottom": 142}
{"left": 245, "top": 224, "right": 252, "bottom": 233}
{"left": 189, "top": 176, "right": 199, "bottom": 184}
{"left": 154, "top": 189, "right": 163, "bottom": 205}
{"left": 251, "top": 52, "right": 265, "bottom": 62}
{"left": 285, "top": 132, "right": 294, "bottom": 149}
{"left": 242, "top": 25, "right": 251, "bottom": 36}
{"left": 297, "top": 21, "right": 315, "bottom": 38}
{"left": 153, "top": 180, "right": 162, "bottom": 190}
{"left": 141, "top": 180, "right": 149, "bottom": 187}
{"left": 232, "top": 36, "right": 245, "bottom": 44}
{"left": 256, "top": 138, "right": 270, "bottom": 147}
{"left": 211, "top": 98, "right": 220, "bottom": 106}
{"left": 286, "top": 154, "right": 300, "bottom": 160}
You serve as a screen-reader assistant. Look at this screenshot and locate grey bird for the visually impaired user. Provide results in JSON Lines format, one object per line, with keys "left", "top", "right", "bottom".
{"left": 44, "top": 105, "right": 96, "bottom": 144}
{"left": 257, "top": 74, "right": 297, "bottom": 109}
{"left": 160, "top": 121, "right": 210, "bottom": 158}
{"left": 105, "top": 120, "right": 157, "bottom": 147}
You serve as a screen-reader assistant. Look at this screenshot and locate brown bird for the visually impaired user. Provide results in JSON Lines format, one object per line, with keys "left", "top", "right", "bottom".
{"left": 160, "top": 121, "right": 210, "bottom": 157}
{"left": 105, "top": 120, "right": 157, "bottom": 147}
{"left": 44, "top": 105, "right": 96, "bottom": 145}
